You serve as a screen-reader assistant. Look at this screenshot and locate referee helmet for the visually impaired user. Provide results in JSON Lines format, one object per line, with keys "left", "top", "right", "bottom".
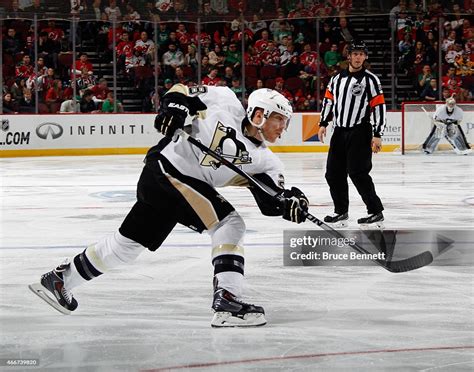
{"left": 348, "top": 40, "right": 368, "bottom": 55}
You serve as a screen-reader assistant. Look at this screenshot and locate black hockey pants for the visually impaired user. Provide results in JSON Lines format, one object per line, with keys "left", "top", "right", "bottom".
{"left": 119, "top": 150, "right": 235, "bottom": 251}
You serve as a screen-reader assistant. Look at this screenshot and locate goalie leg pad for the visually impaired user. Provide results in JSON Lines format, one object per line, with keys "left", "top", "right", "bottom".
{"left": 422, "top": 126, "right": 443, "bottom": 154}
{"left": 445, "top": 124, "right": 471, "bottom": 153}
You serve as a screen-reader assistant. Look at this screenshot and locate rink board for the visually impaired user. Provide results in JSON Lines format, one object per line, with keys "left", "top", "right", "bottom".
{"left": 1, "top": 112, "right": 408, "bottom": 157}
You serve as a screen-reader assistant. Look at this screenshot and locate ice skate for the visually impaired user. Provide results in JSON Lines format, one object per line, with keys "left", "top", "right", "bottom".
{"left": 358, "top": 212, "right": 384, "bottom": 230}
{"left": 211, "top": 288, "right": 266, "bottom": 327}
{"left": 28, "top": 261, "right": 78, "bottom": 315}
{"left": 323, "top": 212, "right": 349, "bottom": 228}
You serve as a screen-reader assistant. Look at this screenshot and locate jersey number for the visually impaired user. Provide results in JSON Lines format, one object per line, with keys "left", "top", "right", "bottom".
{"left": 188, "top": 86, "right": 208, "bottom": 95}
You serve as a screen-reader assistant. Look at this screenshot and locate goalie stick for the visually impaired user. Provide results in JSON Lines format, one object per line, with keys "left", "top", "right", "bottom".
{"left": 176, "top": 129, "right": 433, "bottom": 273}
{"left": 422, "top": 106, "right": 445, "bottom": 130}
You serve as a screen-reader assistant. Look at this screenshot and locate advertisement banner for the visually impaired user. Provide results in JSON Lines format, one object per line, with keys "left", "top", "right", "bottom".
{"left": 0, "top": 114, "right": 159, "bottom": 151}
{"left": 0, "top": 112, "right": 403, "bottom": 157}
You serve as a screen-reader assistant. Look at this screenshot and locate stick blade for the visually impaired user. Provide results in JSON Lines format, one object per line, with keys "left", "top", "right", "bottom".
{"left": 384, "top": 251, "right": 434, "bottom": 273}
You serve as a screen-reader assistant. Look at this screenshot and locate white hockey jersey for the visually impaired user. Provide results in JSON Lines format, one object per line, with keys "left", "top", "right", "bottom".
{"left": 433, "top": 105, "right": 463, "bottom": 123}
{"left": 160, "top": 86, "right": 285, "bottom": 188}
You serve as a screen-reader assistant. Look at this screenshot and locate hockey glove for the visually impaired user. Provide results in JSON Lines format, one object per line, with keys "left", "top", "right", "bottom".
{"left": 154, "top": 93, "right": 207, "bottom": 137}
{"left": 280, "top": 187, "right": 309, "bottom": 224}
{"left": 154, "top": 92, "right": 190, "bottom": 137}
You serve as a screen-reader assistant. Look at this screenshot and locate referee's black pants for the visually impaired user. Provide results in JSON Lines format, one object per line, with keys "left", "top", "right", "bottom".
{"left": 325, "top": 123, "right": 384, "bottom": 215}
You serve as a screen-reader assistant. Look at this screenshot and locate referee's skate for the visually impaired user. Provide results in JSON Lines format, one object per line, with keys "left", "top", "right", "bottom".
{"left": 358, "top": 212, "right": 384, "bottom": 229}
{"left": 324, "top": 212, "right": 349, "bottom": 228}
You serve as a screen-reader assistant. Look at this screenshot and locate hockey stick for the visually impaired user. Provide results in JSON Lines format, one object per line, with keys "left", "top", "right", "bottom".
{"left": 421, "top": 106, "right": 444, "bottom": 129}
{"left": 176, "top": 130, "right": 433, "bottom": 273}
{"left": 420, "top": 106, "right": 431, "bottom": 118}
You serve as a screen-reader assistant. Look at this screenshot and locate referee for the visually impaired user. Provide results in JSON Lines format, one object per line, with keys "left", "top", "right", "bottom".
{"left": 318, "top": 40, "right": 386, "bottom": 228}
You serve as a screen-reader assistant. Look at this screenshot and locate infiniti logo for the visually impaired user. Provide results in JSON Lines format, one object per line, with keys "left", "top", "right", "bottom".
{"left": 36, "top": 122, "right": 63, "bottom": 140}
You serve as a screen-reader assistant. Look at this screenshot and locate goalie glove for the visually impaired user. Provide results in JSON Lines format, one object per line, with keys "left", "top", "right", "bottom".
{"left": 280, "top": 187, "right": 309, "bottom": 224}
{"left": 154, "top": 92, "right": 207, "bottom": 137}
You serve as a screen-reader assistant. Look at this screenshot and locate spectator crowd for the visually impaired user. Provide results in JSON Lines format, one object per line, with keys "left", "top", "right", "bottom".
{"left": 2, "top": 0, "right": 472, "bottom": 114}
{"left": 393, "top": 0, "right": 473, "bottom": 101}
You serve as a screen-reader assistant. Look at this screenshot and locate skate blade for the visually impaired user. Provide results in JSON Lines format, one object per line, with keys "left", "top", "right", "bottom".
{"left": 211, "top": 312, "right": 267, "bottom": 328}
{"left": 359, "top": 221, "right": 385, "bottom": 230}
{"left": 28, "top": 283, "right": 71, "bottom": 315}
{"left": 326, "top": 220, "right": 348, "bottom": 228}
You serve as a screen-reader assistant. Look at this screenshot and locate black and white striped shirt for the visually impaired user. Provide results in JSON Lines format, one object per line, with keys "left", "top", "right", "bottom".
{"left": 319, "top": 68, "right": 386, "bottom": 137}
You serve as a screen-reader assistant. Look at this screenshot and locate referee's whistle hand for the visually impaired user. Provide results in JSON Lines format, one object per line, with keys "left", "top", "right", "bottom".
{"left": 372, "top": 137, "right": 382, "bottom": 153}
{"left": 318, "top": 126, "right": 326, "bottom": 143}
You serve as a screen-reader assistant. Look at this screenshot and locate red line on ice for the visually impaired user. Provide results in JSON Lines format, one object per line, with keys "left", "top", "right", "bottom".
{"left": 140, "top": 345, "right": 474, "bottom": 371}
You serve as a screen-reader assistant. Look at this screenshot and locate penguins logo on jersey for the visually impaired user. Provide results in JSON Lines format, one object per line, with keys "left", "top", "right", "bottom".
{"left": 201, "top": 122, "right": 251, "bottom": 169}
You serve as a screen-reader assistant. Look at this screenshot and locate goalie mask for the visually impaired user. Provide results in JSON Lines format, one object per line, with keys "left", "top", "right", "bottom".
{"left": 246, "top": 88, "right": 293, "bottom": 132}
{"left": 446, "top": 96, "right": 456, "bottom": 114}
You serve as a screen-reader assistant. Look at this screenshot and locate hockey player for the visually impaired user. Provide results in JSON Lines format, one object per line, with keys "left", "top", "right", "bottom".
{"left": 422, "top": 97, "right": 472, "bottom": 155}
{"left": 29, "top": 85, "right": 309, "bottom": 327}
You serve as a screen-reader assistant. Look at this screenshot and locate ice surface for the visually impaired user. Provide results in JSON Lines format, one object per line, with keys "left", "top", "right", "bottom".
{"left": 0, "top": 153, "right": 473, "bottom": 371}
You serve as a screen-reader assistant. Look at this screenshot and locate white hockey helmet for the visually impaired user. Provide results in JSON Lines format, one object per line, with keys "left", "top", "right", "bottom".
{"left": 446, "top": 96, "right": 456, "bottom": 113}
{"left": 246, "top": 88, "right": 293, "bottom": 129}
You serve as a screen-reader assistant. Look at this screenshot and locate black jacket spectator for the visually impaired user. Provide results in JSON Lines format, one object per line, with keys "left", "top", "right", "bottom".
{"left": 2, "top": 93, "right": 18, "bottom": 114}
{"left": 284, "top": 56, "right": 304, "bottom": 79}
{"left": 18, "top": 89, "right": 35, "bottom": 114}
{"left": 425, "top": 44, "right": 439, "bottom": 67}
{"left": 420, "top": 79, "right": 441, "bottom": 101}
{"left": 3, "top": 28, "right": 23, "bottom": 55}
{"left": 320, "top": 23, "right": 336, "bottom": 44}
{"left": 80, "top": 90, "right": 97, "bottom": 113}
{"left": 38, "top": 32, "right": 60, "bottom": 55}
